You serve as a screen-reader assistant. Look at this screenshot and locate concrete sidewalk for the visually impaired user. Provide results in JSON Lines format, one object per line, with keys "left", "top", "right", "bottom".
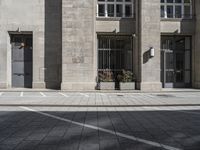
{"left": 0, "top": 91, "right": 199, "bottom": 107}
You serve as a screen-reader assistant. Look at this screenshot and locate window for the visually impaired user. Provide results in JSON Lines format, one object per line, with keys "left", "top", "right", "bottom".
{"left": 161, "top": 0, "right": 192, "bottom": 19}
{"left": 97, "top": 0, "right": 134, "bottom": 18}
{"left": 98, "top": 35, "right": 133, "bottom": 82}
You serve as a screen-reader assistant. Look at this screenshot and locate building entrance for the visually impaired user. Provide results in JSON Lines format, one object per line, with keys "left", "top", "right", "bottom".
{"left": 11, "top": 34, "right": 33, "bottom": 88}
{"left": 161, "top": 36, "right": 191, "bottom": 88}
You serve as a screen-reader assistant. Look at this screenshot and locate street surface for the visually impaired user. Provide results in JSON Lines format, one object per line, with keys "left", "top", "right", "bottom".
{"left": 0, "top": 91, "right": 199, "bottom": 150}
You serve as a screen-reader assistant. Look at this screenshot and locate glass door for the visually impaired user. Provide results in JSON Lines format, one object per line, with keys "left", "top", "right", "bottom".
{"left": 174, "top": 51, "right": 185, "bottom": 87}
{"left": 161, "top": 36, "right": 191, "bottom": 88}
{"left": 165, "top": 50, "right": 175, "bottom": 88}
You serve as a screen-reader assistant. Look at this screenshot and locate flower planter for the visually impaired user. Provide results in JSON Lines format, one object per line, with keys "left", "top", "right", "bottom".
{"left": 120, "top": 82, "right": 135, "bottom": 90}
{"left": 99, "top": 82, "right": 115, "bottom": 90}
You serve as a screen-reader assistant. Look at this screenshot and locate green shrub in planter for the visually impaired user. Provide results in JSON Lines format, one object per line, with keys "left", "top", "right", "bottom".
{"left": 117, "top": 70, "right": 134, "bottom": 82}
{"left": 118, "top": 70, "right": 135, "bottom": 90}
{"left": 98, "top": 70, "right": 115, "bottom": 90}
{"left": 99, "top": 70, "right": 114, "bottom": 82}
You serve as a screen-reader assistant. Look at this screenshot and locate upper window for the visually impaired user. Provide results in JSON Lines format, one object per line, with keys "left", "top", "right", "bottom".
{"left": 97, "top": 0, "right": 134, "bottom": 18}
{"left": 161, "top": 0, "right": 192, "bottom": 19}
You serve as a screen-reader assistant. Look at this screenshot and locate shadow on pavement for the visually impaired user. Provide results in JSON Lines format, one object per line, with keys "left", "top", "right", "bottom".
{"left": 0, "top": 110, "right": 199, "bottom": 150}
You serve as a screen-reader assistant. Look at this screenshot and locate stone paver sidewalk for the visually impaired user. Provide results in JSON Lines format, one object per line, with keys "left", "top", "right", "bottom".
{"left": 0, "top": 91, "right": 199, "bottom": 106}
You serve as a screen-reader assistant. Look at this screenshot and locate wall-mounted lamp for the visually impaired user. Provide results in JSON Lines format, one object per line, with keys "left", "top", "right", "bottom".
{"left": 150, "top": 47, "right": 155, "bottom": 57}
{"left": 132, "top": 34, "right": 137, "bottom": 38}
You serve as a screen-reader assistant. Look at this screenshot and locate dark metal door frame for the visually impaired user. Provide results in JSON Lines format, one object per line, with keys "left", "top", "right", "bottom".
{"left": 161, "top": 36, "right": 191, "bottom": 88}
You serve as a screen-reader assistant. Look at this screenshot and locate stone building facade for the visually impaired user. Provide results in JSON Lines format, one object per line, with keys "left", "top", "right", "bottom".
{"left": 0, "top": 0, "right": 199, "bottom": 91}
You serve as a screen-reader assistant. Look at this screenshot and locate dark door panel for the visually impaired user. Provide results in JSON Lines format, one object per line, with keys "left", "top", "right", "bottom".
{"left": 11, "top": 34, "right": 33, "bottom": 88}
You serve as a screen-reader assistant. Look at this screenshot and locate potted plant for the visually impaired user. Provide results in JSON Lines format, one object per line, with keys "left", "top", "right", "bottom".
{"left": 118, "top": 70, "right": 135, "bottom": 90}
{"left": 98, "top": 70, "right": 115, "bottom": 90}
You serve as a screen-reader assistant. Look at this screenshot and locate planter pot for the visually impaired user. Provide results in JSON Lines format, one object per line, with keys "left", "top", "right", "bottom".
{"left": 99, "top": 82, "right": 115, "bottom": 90}
{"left": 120, "top": 82, "right": 135, "bottom": 90}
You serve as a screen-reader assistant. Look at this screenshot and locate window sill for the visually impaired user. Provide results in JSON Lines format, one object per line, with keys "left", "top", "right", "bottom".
{"left": 161, "top": 18, "right": 194, "bottom": 22}
{"left": 96, "top": 17, "right": 135, "bottom": 21}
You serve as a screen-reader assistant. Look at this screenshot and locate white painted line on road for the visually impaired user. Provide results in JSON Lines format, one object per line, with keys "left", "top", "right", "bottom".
{"left": 40, "top": 92, "right": 46, "bottom": 97}
{"left": 80, "top": 93, "right": 89, "bottom": 97}
{"left": 20, "top": 106, "right": 181, "bottom": 150}
{"left": 20, "top": 92, "right": 24, "bottom": 97}
{"left": 0, "top": 92, "right": 3, "bottom": 96}
{"left": 59, "top": 92, "right": 69, "bottom": 97}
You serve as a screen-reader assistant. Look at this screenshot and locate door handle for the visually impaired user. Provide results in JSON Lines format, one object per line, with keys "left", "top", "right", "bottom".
{"left": 14, "top": 73, "right": 24, "bottom": 76}
{"left": 176, "top": 70, "right": 181, "bottom": 73}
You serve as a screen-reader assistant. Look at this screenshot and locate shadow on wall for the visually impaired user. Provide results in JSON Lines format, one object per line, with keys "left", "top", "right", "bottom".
{"left": 143, "top": 49, "right": 151, "bottom": 64}
{"left": 45, "top": 0, "right": 62, "bottom": 89}
{"left": 119, "top": 18, "right": 135, "bottom": 33}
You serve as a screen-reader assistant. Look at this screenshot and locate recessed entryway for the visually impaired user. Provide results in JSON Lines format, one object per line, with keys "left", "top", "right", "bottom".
{"left": 161, "top": 36, "right": 192, "bottom": 88}
{"left": 10, "top": 34, "right": 33, "bottom": 88}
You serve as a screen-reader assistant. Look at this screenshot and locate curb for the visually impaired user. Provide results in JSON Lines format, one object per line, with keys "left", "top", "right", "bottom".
{"left": 0, "top": 104, "right": 200, "bottom": 107}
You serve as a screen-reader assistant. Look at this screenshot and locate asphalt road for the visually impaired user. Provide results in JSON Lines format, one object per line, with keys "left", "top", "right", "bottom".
{"left": 0, "top": 105, "right": 200, "bottom": 150}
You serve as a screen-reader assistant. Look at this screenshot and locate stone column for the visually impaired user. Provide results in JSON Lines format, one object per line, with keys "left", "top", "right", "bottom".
{"left": 137, "top": 0, "right": 162, "bottom": 91}
{"left": 0, "top": 30, "right": 8, "bottom": 88}
{"left": 32, "top": 30, "right": 46, "bottom": 89}
{"left": 32, "top": 0, "right": 46, "bottom": 89}
{"left": 193, "top": 0, "right": 200, "bottom": 88}
{"left": 61, "top": 0, "right": 96, "bottom": 90}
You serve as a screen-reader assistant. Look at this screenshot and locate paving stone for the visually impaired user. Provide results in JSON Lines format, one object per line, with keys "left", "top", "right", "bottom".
{"left": 0, "top": 92, "right": 200, "bottom": 150}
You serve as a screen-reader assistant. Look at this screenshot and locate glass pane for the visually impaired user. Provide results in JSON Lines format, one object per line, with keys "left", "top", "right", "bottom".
{"left": 161, "top": 38, "right": 173, "bottom": 50}
{"left": 107, "top": 4, "right": 115, "bottom": 17}
{"left": 176, "top": 71, "right": 184, "bottom": 82}
{"left": 125, "top": 5, "right": 132, "bottom": 17}
{"left": 98, "top": 4, "right": 105, "bottom": 16}
{"left": 161, "top": 6, "right": 165, "bottom": 18}
{"left": 175, "top": 52, "right": 184, "bottom": 83}
{"left": 175, "top": 38, "right": 185, "bottom": 51}
{"left": 175, "top": 0, "right": 182, "bottom": 3}
{"left": 167, "top": 0, "right": 173, "bottom": 3}
{"left": 166, "top": 71, "right": 174, "bottom": 83}
{"left": 184, "top": 6, "right": 191, "bottom": 18}
{"left": 175, "top": 6, "right": 182, "bottom": 18}
{"left": 166, "top": 53, "right": 174, "bottom": 69}
{"left": 167, "top": 6, "right": 173, "bottom": 18}
{"left": 176, "top": 53, "right": 184, "bottom": 70}
{"left": 116, "top": 4, "right": 123, "bottom": 17}
{"left": 184, "top": 0, "right": 191, "bottom": 3}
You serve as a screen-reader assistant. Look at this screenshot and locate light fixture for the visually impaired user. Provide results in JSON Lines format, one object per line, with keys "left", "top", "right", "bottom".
{"left": 150, "top": 47, "right": 155, "bottom": 57}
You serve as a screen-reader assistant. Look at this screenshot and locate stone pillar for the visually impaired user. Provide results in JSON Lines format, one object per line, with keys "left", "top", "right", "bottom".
{"left": 32, "top": 0, "right": 46, "bottom": 89}
{"left": 61, "top": 0, "right": 96, "bottom": 90}
{"left": 193, "top": 0, "right": 200, "bottom": 88}
{"left": 0, "top": 30, "right": 8, "bottom": 88}
{"left": 32, "top": 30, "right": 46, "bottom": 89}
{"left": 137, "top": 0, "right": 162, "bottom": 91}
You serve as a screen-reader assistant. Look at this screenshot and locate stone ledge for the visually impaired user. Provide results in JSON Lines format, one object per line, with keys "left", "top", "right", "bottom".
{"left": 137, "top": 82, "right": 162, "bottom": 91}
{"left": 32, "top": 82, "right": 46, "bottom": 89}
{"left": 61, "top": 82, "right": 96, "bottom": 90}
